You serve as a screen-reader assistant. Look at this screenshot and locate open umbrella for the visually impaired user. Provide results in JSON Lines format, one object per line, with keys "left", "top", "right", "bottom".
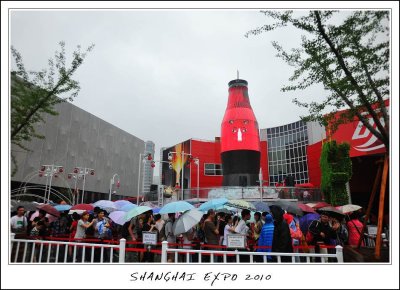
{"left": 113, "top": 200, "right": 133, "bottom": 210}
{"left": 29, "top": 210, "right": 58, "bottom": 223}
{"left": 198, "top": 198, "right": 228, "bottom": 212}
{"left": 120, "top": 203, "right": 138, "bottom": 212}
{"left": 70, "top": 203, "right": 94, "bottom": 211}
{"left": 36, "top": 204, "right": 60, "bottom": 217}
{"left": 338, "top": 204, "right": 362, "bottom": 214}
{"left": 318, "top": 206, "right": 345, "bottom": 216}
{"left": 109, "top": 210, "right": 128, "bottom": 225}
{"left": 297, "top": 203, "right": 316, "bottom": 213}
{"left": 313, "top": 202, "right": 331, "bottom": 209}
{"left": 92, "top": 200, "right": 117, "bottom": 212}
{"left": 139, "top": 201, "right": 158, "bottom": 208}
{"left": 54, "top": 204, "right": 72, "bottom": 212}
{"left": 124, "top": 206, "right": 152, "bottom": 221}
{"left": 305, "top": 203, "right": 317, "bottom": 208}
{"left": 226, "top": 200, "right": 256, "bottom": 211}
{"left": 268, "top": 200, "right": 303, "bottom": 216}
{"left": 152, "top": 207, "right": 161, "bottom": 214}
{"left": 159, "top": 201, "right": 194, "bottom": 214}
{"left": 216, "top": 208, "right": 233, "bottom": 214}
{"left": 172, "top": 209, "right": 203, "bottom": 235}
{"left": 295, "top": 182, "right": 314, "bottom": 188}
{"left": 252, "top": 201, "right": 270, "bottom": 213}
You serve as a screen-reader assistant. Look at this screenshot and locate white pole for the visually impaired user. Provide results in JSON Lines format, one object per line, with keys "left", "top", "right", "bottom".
{"left": 44, "top": 172, "right": 49, "bottom": 203}
{"left": 137, "top": 155, "right": 142, "bottom": 205}
{"left": 181, "top": 151, "right": 184, "bottom": 201}
{"left": 73, "top": 175, "right": 78, "bottom": 205}
{"left": 109, "top": 177, "right": 113, "bottom": 201}
{"left": 47, "top": 166, "right": 54, "bottom": 203}
{"left": 197, "top": 159, "right": 199, "bottom": 202}
{"left": 81, "top": 169, "right": 86, "bottom": 204}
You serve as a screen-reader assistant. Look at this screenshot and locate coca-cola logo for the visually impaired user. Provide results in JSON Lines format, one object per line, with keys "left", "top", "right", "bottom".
{"left": 352, "top": 117, "right": 385, "bottom": 152}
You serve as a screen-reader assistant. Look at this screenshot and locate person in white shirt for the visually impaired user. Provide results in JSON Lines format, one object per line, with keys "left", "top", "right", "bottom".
{"left": 235, "top": 209, "right": 251, "bottom": 235}
{"left": 10, "top": 206, "right": 28, "bottom": 238}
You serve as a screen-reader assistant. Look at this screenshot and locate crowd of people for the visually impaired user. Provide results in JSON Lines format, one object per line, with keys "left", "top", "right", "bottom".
{"left": 10, "top": 203, "right": 372, "bottom": 263}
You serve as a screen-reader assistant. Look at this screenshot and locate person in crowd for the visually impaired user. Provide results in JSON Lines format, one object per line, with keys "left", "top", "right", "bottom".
{"left": 261, "top": 212, "right": 269, "bottom": 225}
{"left": 333, "top": 216, "right": 348, "bottom": 246}
{"left": 165, "top": 213, "right": 177, "bottom": 262}
{"left": 30, "top": 220, "right": 44, "bottom": 238}
{"left": 253, "top": 212, "right": 263, "bottom": 244}
{"left": 141, "top": 213, "right": 157, "bottom": 262}
{"left": 299, "top": 211, "right": 320, "bottom": 236}
{"left": 308, "top": 211, "right": 337, "bottom": 245}
{"left": 10, "top": 206, "right": 28, "bottom": 238}
{"left": 217, "top": 212, "right": 226, "bottom": 245}
{"left": 127, "top": 212, "right": 146, "bottom": 262}
{"left": 257, "top": 213, "right": 275, "bottom": 261}
{"left": 51, "top": 211, "right": 69, "bottom": 237}
{"left": 73, "top": 211, "right": 96, "bottom": 262}
{"left": 74, "top": 211, "right": 96, "bottom": 240}
{"left": 234, "top": 209, "right": 252, "bottom": 262}
{"left": 270, "top": 205, "right": 293, "bottom": 262}
{"left": 181, "top": 226, "right": 195, "bottom": 262}
{"left": 346, "top": 212, "right": 364, "bottom": 247}
{"left": 93, "top": 210, "right": 112, "bottom": 240}
{"left": 154, "top": 214, "right": 165, "bottom": 241}
{"left": 283, "top": 212, "right": 302, "bottom": 262}
{"left": 37, "top": 210, "right": 50, "bottom": 237}
{"left": 203, "top": 209, "right": 220, "bottom": 262}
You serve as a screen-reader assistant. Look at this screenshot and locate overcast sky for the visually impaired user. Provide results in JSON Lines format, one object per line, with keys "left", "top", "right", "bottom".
{"left": 7, "top": 6, "right": 397, "bottom": 176}
{"left": 9, "top": 9, "right": 329, "bottom": 168}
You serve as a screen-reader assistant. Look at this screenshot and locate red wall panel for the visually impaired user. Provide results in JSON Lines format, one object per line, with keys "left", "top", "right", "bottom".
{"left": 307, "top": 141, "right": 322, "bottom": 187}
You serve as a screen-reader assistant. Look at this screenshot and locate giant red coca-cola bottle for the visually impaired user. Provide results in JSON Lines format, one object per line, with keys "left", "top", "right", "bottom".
{"left": 220, "top": 79, "right": 260, "bottom": 186}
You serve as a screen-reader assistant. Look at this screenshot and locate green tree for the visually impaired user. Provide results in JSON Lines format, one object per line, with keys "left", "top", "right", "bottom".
{"left": 11, "top": 41, "right": 94, "bottom": 176}
{"left": 245, "top": 10, "right": 389, "bottom": 149}
{"left": 320, "top": 140, "right": 352, "bottom": 206}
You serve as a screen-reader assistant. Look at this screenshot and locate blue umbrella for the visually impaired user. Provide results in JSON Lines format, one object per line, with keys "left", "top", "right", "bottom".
{"left": 124, "top": 206, "right": 153, "bottom": 221}
{"left": 54, "top": 204, "right": 72, "bottom": 212}
{"left": 198, "top": 198, "right": 228, "bottom": 212}
{"left": 113, "top": 200, "right": 133, "bottom": 210}
{"left": 252, "top": 201, "right": 270, "bottom": 213}
{"left": 159, "top": 201, "right": 194, "bottom": 214}
{"left": 92, "top": 200, "right": 117, "bottom": 212}
{"left": 152, "top": 207, "right": 161, "bottom": 214}
{"left": 120, "top": 203, "right": 138, "bottom": 212}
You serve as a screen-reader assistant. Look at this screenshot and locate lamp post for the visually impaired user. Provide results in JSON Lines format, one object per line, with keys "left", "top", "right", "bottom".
{"left": 39, "top": 164, "right": 64, "bottom": 203}
{"left": 71, "top": 167, "right": 95, "bottom": 204}
{"left": 137, "top": 153, "right": 152, "bottom": 205}
{"left": 109, "top": 173, "right": 120, "bottom": 201}
{"left": 193, "top": 158, "right": 200, "bottom": 202}
{"left": 67, "top": 171, "right": 84, "bottom": 205}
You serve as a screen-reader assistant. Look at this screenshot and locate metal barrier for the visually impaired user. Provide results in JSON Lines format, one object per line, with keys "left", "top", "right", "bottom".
{"left": 160, "top": 241, "right": 343, "bottom": 263}
{"left": 10, "top": 233, "right": 126, "bottom": 263}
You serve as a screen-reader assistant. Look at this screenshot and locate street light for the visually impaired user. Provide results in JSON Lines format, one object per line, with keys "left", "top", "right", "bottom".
{"left": 67, "top": 171, "right": 84, "bottom": 205}
{"left": 72, "top": 167, "right": 95, "bottom": 204}
{"left": 137, "top": 153, "right": 152, "bottom": 205}
{"left": 109, "top": 173, "right": 120, "bottom": 201}
{"left": 39, "top": 164, "right": 64, "bottom": 203}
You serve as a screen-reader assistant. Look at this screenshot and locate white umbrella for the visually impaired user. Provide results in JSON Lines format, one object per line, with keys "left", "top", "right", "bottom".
{"left": 338, "top": 204, "right": 362, "bottom": 214}
{"left": 172, "top": 208, "right": 203, "bottom": 235}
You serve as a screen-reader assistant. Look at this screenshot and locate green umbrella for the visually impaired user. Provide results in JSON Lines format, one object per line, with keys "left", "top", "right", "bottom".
{"left": 124, "top": 206, "right": 152, "bottom": 222}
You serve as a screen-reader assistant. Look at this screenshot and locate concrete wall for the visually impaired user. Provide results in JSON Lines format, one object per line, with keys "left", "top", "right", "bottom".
{"left": 11, "top": 100, "right": 145, "bottom": 198}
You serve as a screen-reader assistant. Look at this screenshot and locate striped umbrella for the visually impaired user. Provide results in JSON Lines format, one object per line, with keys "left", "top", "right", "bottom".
{"left": 226, "top": 200, "right": 256, "bottom": 211}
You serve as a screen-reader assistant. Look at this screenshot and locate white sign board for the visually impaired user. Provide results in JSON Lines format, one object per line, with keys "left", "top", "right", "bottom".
{"left": 227, "top": 234, "right": 246, "bottom": 249}
{"left": 142, "top": 231, "right": 158, "bottom": 245}
{"left": 367, "top": 225, "right": 377, "bottom": 236}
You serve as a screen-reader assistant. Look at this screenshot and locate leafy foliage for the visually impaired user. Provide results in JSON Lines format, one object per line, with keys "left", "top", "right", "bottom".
{"left": 246, "top": 10, "right": 389, "bottom": 149}
{"left": 320, "top": 140, "right": 352, "bottom": 206}
{"left": 10, "top": 42, "right": 94, "bottom": 176}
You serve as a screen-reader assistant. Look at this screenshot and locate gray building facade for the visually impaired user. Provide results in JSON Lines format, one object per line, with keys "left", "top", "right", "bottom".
{"left": 142, "top": 140, "right": 155, "bottom": 194}
{"left": 11, "top": 99, "right": 145, "bottom": 203}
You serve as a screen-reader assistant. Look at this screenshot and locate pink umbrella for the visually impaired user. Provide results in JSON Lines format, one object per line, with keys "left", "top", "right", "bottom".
{"left": 30, "top": 210, "right": 58, "bottom": 223}
{"left": 70, "top": 203, "right": 94, "bottom": 211}
{"left": 297, "top": 203, "right": 316, "bottom": 213}
{"left": 36, "top": 204, "right": 60, "bottom": 217}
